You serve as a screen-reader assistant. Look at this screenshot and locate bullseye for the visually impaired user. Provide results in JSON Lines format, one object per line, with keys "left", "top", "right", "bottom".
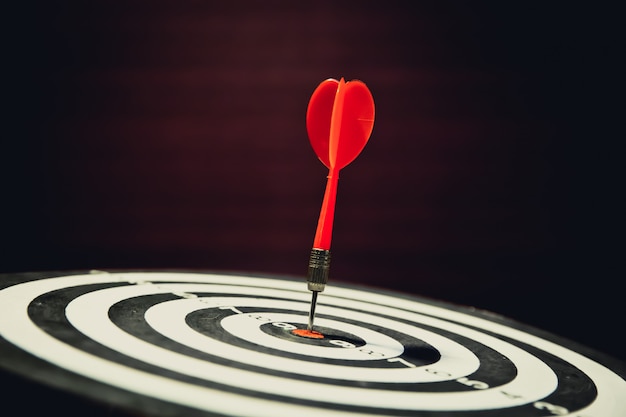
{"left": 0, "top": 271, "right": 624, "bottom": 417}
{"left": 293, "top": 329, "right": 324, "bottom": 339}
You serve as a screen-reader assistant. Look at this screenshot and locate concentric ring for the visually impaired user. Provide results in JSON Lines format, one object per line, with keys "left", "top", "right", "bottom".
{"left": 0, "top": 271, "right": 624, "bottom": 417}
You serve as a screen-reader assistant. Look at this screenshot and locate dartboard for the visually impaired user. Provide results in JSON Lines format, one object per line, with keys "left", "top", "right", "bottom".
{"left": 0, "top": 271, "right": 624, "bottom": 416}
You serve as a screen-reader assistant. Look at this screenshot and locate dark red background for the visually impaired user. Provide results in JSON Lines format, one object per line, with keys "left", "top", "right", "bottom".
{"left": 3, "top": 2, "right": 622, "bottom": 359}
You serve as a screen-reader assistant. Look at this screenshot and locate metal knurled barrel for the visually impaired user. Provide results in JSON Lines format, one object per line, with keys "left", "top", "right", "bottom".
{"left": 306, "top": 248, "right": 331, "bottom": 292}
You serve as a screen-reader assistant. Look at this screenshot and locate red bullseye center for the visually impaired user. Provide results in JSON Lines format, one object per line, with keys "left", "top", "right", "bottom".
{"left": 292, "top": 329, "right": 325, "bottom": 339}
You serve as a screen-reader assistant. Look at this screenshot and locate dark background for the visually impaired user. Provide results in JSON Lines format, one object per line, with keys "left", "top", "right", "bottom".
{"left": 3, "top": 2, "right": 623, "bottom": 360}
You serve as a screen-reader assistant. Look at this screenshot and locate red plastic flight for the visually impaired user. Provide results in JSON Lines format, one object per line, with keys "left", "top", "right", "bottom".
{"left": 306, "top": 78, "right": 375, "bottom": 250}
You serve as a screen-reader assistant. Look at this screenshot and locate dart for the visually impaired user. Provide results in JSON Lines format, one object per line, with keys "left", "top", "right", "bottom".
{"left": 304, "top": 78, "right": 375, "bottom": 331}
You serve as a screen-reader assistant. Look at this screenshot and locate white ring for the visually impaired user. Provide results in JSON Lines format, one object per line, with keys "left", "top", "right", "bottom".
{"left": 67, "top": 282, "right": 554, "bottom": 408}
{"left": 144, "top": 297, "right": 471, "bottom": 382}
{"left": 219, "top": 311, "right": 404, "bottom": 360}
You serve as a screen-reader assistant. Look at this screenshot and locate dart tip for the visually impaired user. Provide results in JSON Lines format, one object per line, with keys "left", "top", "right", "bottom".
{"left": 307, "top": 291, "right": 319, "bottom": 331}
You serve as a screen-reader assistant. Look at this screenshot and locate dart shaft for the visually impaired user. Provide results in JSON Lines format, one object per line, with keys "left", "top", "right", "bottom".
{"left": 313, "top": 172, "right": 339, "bottom": 250}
